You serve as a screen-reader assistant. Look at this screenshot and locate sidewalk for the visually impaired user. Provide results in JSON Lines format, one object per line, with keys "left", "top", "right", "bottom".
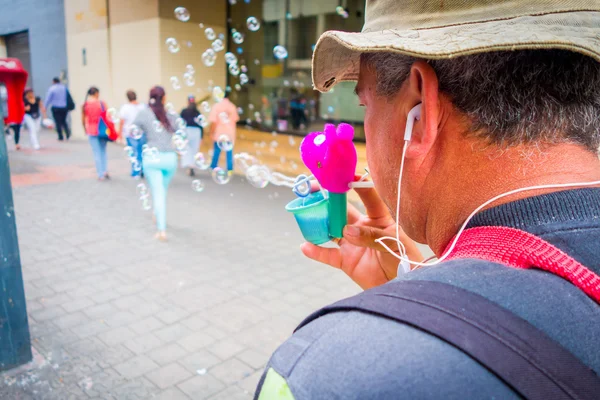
{"left": 1, "top": 129, "right": 361, "bottom": 399}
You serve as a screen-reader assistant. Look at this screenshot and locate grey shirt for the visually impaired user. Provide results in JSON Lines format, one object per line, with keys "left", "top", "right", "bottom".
{"left": 133, "top": 107, "right": 178, "bottom": 153}
{"left": 257, "top": 188, "right": 600, "bottom": 399}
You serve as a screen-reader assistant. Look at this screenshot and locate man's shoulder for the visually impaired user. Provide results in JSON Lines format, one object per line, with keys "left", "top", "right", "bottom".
{"left": 259, "top": 260, "right": 600, "bottom": 399}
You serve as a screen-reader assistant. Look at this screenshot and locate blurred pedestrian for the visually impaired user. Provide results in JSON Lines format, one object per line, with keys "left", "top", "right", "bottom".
{"left": 134, "top": 86, "right": 179, "bottom": 241}
{"left": 179, "top": 95, "right": 203, "bottom": 176}
{"left": 45, "top": 77, "right": 74, "bottom": 141}
{"left": 22, "top": 88, "right": 46, "bottom": 150}
{"left": 119, "top": 90, "right": 146, "bottom": 178}
{"left": 209, "top": 92, "right": 239, "bottom": 173}
{"left": 82, "top": 87, "right": 110, "bottom": 180}
{"left": 289, "top": 89, "right": 307, "bottom": 130}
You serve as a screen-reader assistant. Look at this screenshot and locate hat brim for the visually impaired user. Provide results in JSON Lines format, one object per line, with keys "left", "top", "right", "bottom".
{"left": 312, "top": 11, "right": 600, "bottom": 92}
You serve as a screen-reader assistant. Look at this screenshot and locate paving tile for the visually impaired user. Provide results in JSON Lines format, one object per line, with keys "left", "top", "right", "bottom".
{"left": 179, "top": 350, "right": 223, "bottom": 374}
{"left": 98, "top": 326, "right": 137, "bottom": 346}
{"left": 147, "top": 343, "right": 189, "bottom": 366}
{"left": 207, "top": 338, "right": 246, "bottom": 360}
{"left": 236, "top": 348, "right": 270, "bottom": 370}
{"left": 210, "top": 359, "right": 254, "bottom": 385}
{"left": 154, "top": 324, "right": 192, "bottom": 343}
{"left": 128, "top": 316, "right": 165, "bottom": 335}
{"left": 145, "top": 363, "right": 193, "bottom": 389}
{"left": 154, "top": 387, "right": 192, "bottom": 400}
{"left": 178, "top": 375, "right": 226, "bottom": 399}
{"left": 208, "top": 386, "right": 253, "bottom": 400}
{"left": 114, "top": 355, "right": 160, "bottom": 379}
{"left": 177, "top": 331, "right": 217, "bottom": 353}
{"left": 123, "top": 333, "right": 164, "bottom": 355}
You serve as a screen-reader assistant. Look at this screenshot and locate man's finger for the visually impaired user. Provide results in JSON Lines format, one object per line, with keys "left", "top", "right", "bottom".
{"left": 353, "top": 186, "right": 390, "bottom": 219}
{"left": 347, "top": 202, "right": 363, "bottom": 225}
{"left": 343, "top": 225, "right": 398, "bottom": 253}
{"left": 300, "top": 242, "right": 342, "bottom": 269}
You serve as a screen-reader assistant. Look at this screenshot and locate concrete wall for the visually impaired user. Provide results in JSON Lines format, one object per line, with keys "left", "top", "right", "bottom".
{"left": 0, "top": 0, "right": 68, "bottom": 98}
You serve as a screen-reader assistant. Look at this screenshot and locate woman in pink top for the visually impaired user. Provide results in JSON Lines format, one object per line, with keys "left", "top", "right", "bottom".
{"left": 209, "top": 93, "right": 239, "bottom": 172}
{"left": 81, "top": 86, "right": 110, "bottom": 180}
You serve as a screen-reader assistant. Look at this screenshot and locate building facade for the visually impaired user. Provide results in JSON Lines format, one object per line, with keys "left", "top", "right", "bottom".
{"left": 1, "top": 0, "right": 364, "bottom": 138}
{"left": 0, "top": 0, "right": 68, "bottom": 100}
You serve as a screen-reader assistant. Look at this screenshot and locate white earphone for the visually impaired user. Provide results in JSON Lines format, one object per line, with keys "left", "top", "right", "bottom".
{"left": 375, "top": 102, "right": 600, "bottom": 274}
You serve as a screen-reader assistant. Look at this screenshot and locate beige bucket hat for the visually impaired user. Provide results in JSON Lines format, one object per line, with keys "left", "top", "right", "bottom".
{"left": 312, "top": 0, "right": 600, "bottom": 92}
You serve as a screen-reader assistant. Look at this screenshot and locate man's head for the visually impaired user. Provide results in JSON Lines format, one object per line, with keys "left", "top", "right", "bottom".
{"left": 356, "top": 49, "right": 600, "bottom": 242}
{"left": 52, "top": 77, "right": 60, "bottom": 84}
{"left": 126, "top": 90, "right": 137, "bottom": 102}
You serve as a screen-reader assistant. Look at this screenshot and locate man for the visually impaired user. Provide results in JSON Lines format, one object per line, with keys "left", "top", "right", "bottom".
{"left": 119, "top": 90, "right": 145, "bottom": 178}
{"left": 45, "top": 77, "right": 72, "bottom": 140}
{"left": 209, "top": 92, "right": 239, "bottom": 174}
{"left": 256, "top": 1, "right": 600, "bottom": 398}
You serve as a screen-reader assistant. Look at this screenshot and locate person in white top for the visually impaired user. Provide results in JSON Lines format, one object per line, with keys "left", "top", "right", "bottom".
{"left": 119, "top": 90, "right": 146, "bottom": 178}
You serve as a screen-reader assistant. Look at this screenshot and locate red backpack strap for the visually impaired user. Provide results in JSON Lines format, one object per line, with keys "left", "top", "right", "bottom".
{"left": 445, "top": 226, "right": 600, "bottom": 304}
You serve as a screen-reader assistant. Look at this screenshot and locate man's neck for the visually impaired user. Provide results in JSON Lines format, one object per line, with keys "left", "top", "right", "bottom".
{"left": 426, "top": 143, "right": 600, "bottom": 255}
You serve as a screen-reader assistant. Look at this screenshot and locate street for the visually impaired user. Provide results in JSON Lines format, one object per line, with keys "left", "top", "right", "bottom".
{"left": 1, "top": 130, "right": 360, "bottom": 399}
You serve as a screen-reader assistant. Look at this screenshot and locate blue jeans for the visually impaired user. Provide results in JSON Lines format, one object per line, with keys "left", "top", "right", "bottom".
{"left": 88, "top": 135, "right": 108, "bottom": 178}
{"left": 142, "top": 152, "right": 177, "bottom": 231}
{"left": 127, "top": 135, "right": 146, "bottom": 177}
{"left": 210, "top": 141, "right": 233, "bottom": 171}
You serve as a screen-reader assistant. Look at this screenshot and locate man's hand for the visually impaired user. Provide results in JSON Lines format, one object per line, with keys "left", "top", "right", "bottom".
{"left": 301, "top": 180, "right": 423, "bottom": 290}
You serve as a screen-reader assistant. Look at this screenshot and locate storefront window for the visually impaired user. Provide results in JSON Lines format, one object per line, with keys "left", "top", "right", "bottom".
{"left": 226, "top": 0, "right": 366, "bottom": 141}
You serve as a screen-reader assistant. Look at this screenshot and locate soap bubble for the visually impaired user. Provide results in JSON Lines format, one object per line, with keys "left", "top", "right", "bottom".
{"left": 172, "top": 134, "right": 188, "bottom": 153}
{"left": 234, "top": 84, "right": 242, "bottom": 91}
{"left": 211, "top": 39, "right": 225, "bottom": 52}
{"left": 239, "top": 73, "right": 249, "bottom": 85}
{"left": 106, "top": 107, "right": 118, "bottom": 121}
{"left": 194, "top": 114, "right": 208, "bottom": 128}
{"left": 129, "top": 124, "right": 143, "bottom": 140}
{"left": 186, "top": 64, "right": 195, "bottom": 74}
{"left": 166, "top": 38, "right": 180, "bottom": 53}
{"left": 236, "top": 47, "right": 243, "bottom": 54}
{"left": 270, "top": 140, "right": 278, "bottom": 149}
{"left": 247, "top": 17, "right": 260, "bottom": 31}
{"left": 246, "top": 165, "right": 271, "bottom": 189}
{"left": 170, "top": 76, "right": 181, "bottom": 90}
{"left": 288, "top": 136, "right": 296, "bottom": 146}
{"left": 218, "top": 112, "right": 230, "bottom": 124}
{"left": 254, "top": 59, "right": 260, "bottom": 65}
{"left": 273, "top": 45, "right": 288, "bottom": 59}
{"left": 283, "top": 80, "right": 290, "bottom": 87}
{"left": 165, "top": 102, "right": 175, "bottom": 114}
{"left": 212, "top": 86, "right": 225, "bottom": 102}
{"left": 131, "top": 159, "right": 142, "bottom": 172}
{"left": 228, "top": 63, "right": 240, "bottom": 76}
{"left": 204, "top": 27, "right": 216, "bottom": 40}
{"left": 217, "top": 134, "right": 233, "bottom": 151}
{"left": 286, "top": 12, "right": 292, "bottom": 19}
{"left": 183, "top": 72, "right": 195, "bottom": 86}
{"left": 327, "top": 106, "right": 334, "bottom": 114}
{"left": 240, "top": 65, "right": 248, "bottom": 73}
{"left": 336, "top": 6, "right": 349, "bottom": 18}
{"left": 174, "top": 7, "right": 190, "bottom": 22}
{"left": 293, "top": 174, "right": 311, "bottom": 197}
{"left": 212, "top": 167, "right": 231, "bottom": 185}
{"left": 141, "top": 197, "right": 152, "bottom": 211}
{"left": 137, "top": 182, "right": 148, "bottom": 197}
{"left": 219, "top": 33, "right": 225, "bottom": 40}
{"left": 202, "top": 49, "right": 217, "bottom": 67}
{"left": 194, "top": 152, "right": 210, "bottom": 170}
{"left": 237, "top": 107, "right": 244, "bottom": 114}
{"left": 191, "top": 179, "right": 205, "bottom": 192}
{"left": 229, "top": 0, "right": 237, "bottom": 4}
{"left": 153, "top": 121, "right": 164, "bottom": 133}
{"left": 175, "top": 118, "right": 187, "bottom": 131}
{"left": 248, "top": 104, "right": 255, "bottom": 110}
{"left": 226, "top": 85, "right": 232, "bottom": 92}
{"left": 224, "top": 52, "right": 238, "bottom": 65}
{"left": 124, "top": 146, "right": 134, "bottom": 158}
{"left": 199, "top": 23, "right": 204, "bottom": 28}
{"left": 232, "top": 32, "right": 244, "bottom": 44}
{"left": 200, "top": 101, "right": 211, "bottom": 113}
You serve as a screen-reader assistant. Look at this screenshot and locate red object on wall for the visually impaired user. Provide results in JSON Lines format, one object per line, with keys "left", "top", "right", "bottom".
{"left": 0, "top": 58, "right": 28, "bottom": 125}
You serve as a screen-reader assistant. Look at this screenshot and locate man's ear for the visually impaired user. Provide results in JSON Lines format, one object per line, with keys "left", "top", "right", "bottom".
{"left": 404, "top": 61, "right": 441, "bottom": 159}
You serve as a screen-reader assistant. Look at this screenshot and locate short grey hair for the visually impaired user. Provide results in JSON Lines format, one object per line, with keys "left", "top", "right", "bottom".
{"left": 361, "top": 50, "right": 600, "bottom": 152}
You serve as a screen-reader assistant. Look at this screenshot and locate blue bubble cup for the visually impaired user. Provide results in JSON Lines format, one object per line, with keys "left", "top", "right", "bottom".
{"left": 285, "top": 191, "right": 331, "bottom": 245}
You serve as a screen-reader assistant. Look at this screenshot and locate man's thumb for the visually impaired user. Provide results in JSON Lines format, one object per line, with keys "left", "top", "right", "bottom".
{"left": 343, "top": 225, "right": 394, "bottom": 251}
